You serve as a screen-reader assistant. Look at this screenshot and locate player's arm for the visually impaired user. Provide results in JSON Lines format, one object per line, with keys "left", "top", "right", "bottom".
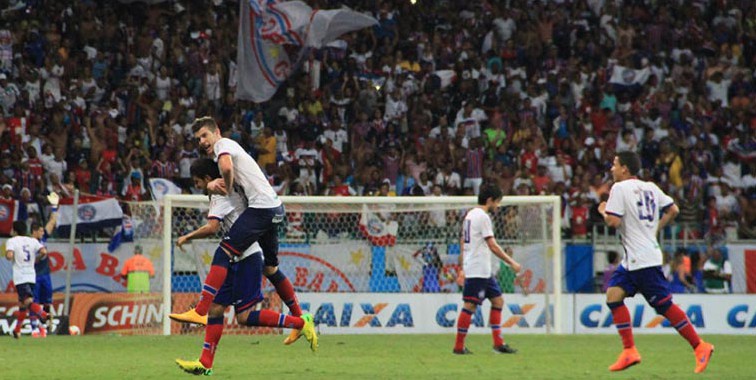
{"left": 46, "top": 192, "right": 60, "bottom": 235}
{"left": 485, "top": 237, "right": 522, "bottom": 273}
{"left": 598, "top": 201, "right": 622, "bottom": 228}
{"left": 176, "top": 218, "right": 222, "bottom": 251}
{"left": 658, "top": 203, "right": 679, "bottom": 230}
{"left": 36, "top": 247, "right": 48, "bottom": 262}
{"left": 456, "top": 236, "right": 465, "bottom": 286}
{"left": 217, "top": 154, "right": 234, "bottom": 195}
{"left": 5, "top": 249, "right": 12, "bottom": 261}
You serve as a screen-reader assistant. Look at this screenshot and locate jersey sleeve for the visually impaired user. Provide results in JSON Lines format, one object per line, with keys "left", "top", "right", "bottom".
{"left": 5, "top": 238, "right": 16, "bottom": 254}
{"left": 208, "top": 195, "right": 234, "bottom": 221}
{"left": 605, "top": 184, "right": 625, "bottom": 217}
{"left": 655, "top": 183, "right": 675, "bottom": 211}
{"left": 480, "top": 213, "right": 494, "bottom": 239}
{"left": 213, "top": 138, "right": 235, "bottom": 160}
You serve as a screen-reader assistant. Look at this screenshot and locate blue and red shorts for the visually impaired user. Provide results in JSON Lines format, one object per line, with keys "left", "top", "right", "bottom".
{"left": 16, "top": 283, "right": 35, "bottom": 303}
{"left": 608, "top": 265, "right": 672, "bottom": 306}
{"left": 462, "top": 277, "right": 502, "bottom": 305}
{"left": 220, "top": 205, "right": 285, "bottom": 268}
{"left": 214, "top": 252, "right": 264, "bottom": 314}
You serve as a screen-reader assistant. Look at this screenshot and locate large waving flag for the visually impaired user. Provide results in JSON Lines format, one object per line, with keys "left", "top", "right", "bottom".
{"left": 57, "top": 195, "right": 123, "bottom": 235}
{"left": 358, "top": 205, "right": 398, "bottom": 247}
{"left": 237, "top": 0, "right": 377, "bottom": 102}
{"left": 149, "top": 178, "right": 183, "bottom": 202}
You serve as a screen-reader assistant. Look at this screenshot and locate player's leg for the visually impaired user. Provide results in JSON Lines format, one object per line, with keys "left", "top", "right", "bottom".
{"left": 638, "top": 267, "right": 714, "bottom": 373}
{"left": 454, "top": 278, "right": 484, "bottom": 354}
{"left": 30, "top": 282, "right": 41, "bottom": 337}
{"left": 605, "top": 266, "right": 641, "bottom": 371}
{"left": 194, "top": 207, "right": 281, "bottom": 316}
{"left": 487, "top": 278, "right": 516, "bottom": 353}
{"left": 233, "top": 253, "right": 317, "bottom": 351}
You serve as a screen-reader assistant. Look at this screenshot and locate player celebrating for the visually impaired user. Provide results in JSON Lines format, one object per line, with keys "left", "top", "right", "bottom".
{"left": 175, "top": 159, "right": 316, "bottom": 375}
{"left": 5, "top": 221, "right": 50, "bottom": 339}
{"left": 453, "top": 184, "right": 521, "bottom": 355}
{"left": 29, "top": 193, "right": 60, "bottom": 338}
{"left": 598, "top": 151, "right": 714, "bottom": 373}
{"left": 171, "top": 117, "right": 304, "bottom": 347}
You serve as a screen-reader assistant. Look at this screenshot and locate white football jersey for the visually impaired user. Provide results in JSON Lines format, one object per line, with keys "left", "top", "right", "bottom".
{"left": 6, "top": 236, "right": 44, "bottom": 285}
{"left": 214, "top": 138, "right": 282, "bottom": 209}
{"left": 605, "top": 178, "right": 674, "bottom": 271}
{"left": 462, "top": 207, "right": 500, "bottom": 278}
{"left": 208, "top": 193, "right": 262, "bottom": 261}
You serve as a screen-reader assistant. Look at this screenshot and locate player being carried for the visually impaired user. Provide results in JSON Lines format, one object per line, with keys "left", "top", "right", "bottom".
{"left": 598, "top": 151, "right": 714, "bottom": 373}
{"left": 29, "top": 192, "right": 61, "bottom": 338}
{"left": 5, "top": 220, "right": 50, "bottom": 339}
{"left": 175, "top": 158, "right": 316, "bottom": 375}
{"left": 453, "top": 184, "right": 521, "bottom": 355}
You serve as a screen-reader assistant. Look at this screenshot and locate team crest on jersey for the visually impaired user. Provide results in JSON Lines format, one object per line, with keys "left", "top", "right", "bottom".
{"left": 78, "top": 205, "right": 97, "bottom": 221}
{"left": 0, "top": 204, "right": 9, "bottom": 221}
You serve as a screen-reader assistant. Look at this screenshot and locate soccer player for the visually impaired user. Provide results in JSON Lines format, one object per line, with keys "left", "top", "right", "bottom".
{"left": 453, "top": 184, "right": 521, "bottom": 354}
{"left": 29, "top": 192, "right": 60, "bottom": 337}
{"left": 171, "top": 117, "right": 305, "bottom": 346}
{"left": 175, "top": 159, "right": 316, "bottom": 375}
{"left": 5, "top": 220, "right": 49, "bottom": 339}
{"left": 598, "top": 151, "right": 714, "bottom": 373}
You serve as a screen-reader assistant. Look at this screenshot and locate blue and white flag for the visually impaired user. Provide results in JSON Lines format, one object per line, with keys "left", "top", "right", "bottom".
{"left": 236, "top": 0, "right": 377, "bottom": 102}
{"left": 57, "top": 195, "right": 123, "bottom": 235}
{"left": 148, "top": 178, "right": 182, "bottom": 203}
{"left": 608, "top": 65, "right": 651, "bottom": 86}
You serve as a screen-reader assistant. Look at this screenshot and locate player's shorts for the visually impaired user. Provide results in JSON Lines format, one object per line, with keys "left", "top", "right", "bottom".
{"left": 214, "top": 252, "right": 264, "bottom": 314}
{"left": 462, "top": 277, "right": 502, "bottom": 305}
{"left": 33, "top": 274, "right": 53, "bottom": 304}
{"left": 16, "top": 283, "right": 35, "bottom": 302}
{"left": 221, "top": 205, "right": 285, "bottom": 268}
{"left": 608, "top": 265, "right": 672, "bottom": 306}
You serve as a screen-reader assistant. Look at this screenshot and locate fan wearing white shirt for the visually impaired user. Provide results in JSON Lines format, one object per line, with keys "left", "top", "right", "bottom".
{"left": 598, "top": 151, "right": 713, "bottom": 373}
{"left": 453, "top": 185, "right": 521, "bottom": 355}
{"left": 5, "top": 221, "right": 50, "bottom": 339}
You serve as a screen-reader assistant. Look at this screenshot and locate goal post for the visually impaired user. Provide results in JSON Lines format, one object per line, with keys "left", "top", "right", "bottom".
{"left": 161, "top": 194, "right": 562, "bottom": 335}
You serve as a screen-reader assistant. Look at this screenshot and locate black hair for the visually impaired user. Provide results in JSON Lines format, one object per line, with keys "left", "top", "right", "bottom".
{"left": 616, "top": 151, "right": 641, "bottom": 176}
{"left": 12, "top": 221, "right": 27, "bottom": 236}
{"left": 31, "top": 222, "right": 43, "bottom": 232}
{"left": 477, "top": 184, "right": 503, "bottom": 205}
{"left": 190, "top": 158, "right": 221, "bottom": 180}
{"left": 191, "top": 116, "right": 218, "bottom": 134}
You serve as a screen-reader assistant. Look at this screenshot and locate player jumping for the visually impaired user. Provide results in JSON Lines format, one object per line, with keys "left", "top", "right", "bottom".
{"left": 599, "top": 151, "right": 714, "bottom": 373}
{"left": 453, "top": 184, "right": 521, "bottom": 355}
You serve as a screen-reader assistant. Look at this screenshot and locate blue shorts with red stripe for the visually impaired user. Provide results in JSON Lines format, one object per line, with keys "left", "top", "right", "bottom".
{"left": 220, "top": 205, "right": 285, "bottom": 268}
{"left": 462, "top": 277, "right": 502, "bottom": 305}
{"left": 214, "top": 252, "right": 264, "bottom": 314}
{"left": 608, "top": 265, "right": 672, "bottom": 306}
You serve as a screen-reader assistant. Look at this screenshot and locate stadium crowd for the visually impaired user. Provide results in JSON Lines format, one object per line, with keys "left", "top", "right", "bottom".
{"left": 0, "top": 0, "right": 754, "bottom": 241}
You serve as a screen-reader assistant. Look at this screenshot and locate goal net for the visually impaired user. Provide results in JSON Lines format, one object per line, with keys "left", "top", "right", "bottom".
{"left": 151, "top": 195, "right": 563, "bottom": 336}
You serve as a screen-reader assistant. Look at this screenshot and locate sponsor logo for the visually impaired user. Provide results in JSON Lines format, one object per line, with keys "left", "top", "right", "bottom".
{"left": 280, "top": 251, "right": 356, "bottom": 292}
{"left": 727, "top": 305, "right": 756, "bottom": 328}
{"left": 78, "top": 205, "right": 97, "bottom": 221}
{"left": 0, "top": 204, "right": 9, "bottom": 221}
{"left": 435, "top": 303, "right": 552, "bottom": 328}
{"left": 88, "top": 300, "right": 163, "bottom": 333}
{"left": 300, "top": 302, "right": 413, "bottom": 328}
{"left": 580, "top": 304, "right": 704, "bottom": 328}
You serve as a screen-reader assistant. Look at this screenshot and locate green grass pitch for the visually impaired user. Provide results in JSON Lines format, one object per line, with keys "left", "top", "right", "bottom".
{"left": 1, "top": 334, "right": 754, "bottom": 379}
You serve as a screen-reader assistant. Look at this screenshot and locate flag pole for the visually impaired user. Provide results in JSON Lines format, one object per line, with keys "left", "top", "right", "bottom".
{"left": 63, "top": 190, "right": 79, "bottom": 316}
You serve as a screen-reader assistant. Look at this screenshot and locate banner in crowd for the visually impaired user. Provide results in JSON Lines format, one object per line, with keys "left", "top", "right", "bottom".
{"left": 57, "top": 195, "right": 124, "bottom": 235}
{"left": 358, "top": 205, "right": 399, "bottom": 246}
{"left": 0, "top": 240, "right": 163, "bottom": 293}
{"left": 0, "top": 198, "right": 19, "bottom": 236}
{"left": 608, "top": 65, "right": 651, "bottom": 86}
{"left": 727, "top": 244, "right": 756, "bottom": 293}
{"left": 236, "top": 0, "right": 376, "bottom": 102}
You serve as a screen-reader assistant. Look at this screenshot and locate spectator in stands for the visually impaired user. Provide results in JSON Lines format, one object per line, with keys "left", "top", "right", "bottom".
{"left": 703, "top": 247, "right": 732, "bottom": 294}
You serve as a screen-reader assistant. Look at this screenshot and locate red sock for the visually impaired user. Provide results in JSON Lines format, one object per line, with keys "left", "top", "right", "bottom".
{"left": 664, "top": 304, "right": 701, "bottom": 349}
{"left": 490, "top": 306, "right": 504, "bottom": 347}
{"left": 454, "top": 308, "right": 473, "bottom": 351}
{"left": 29, "top": 303, "right": 48, "bottom": 320}
{"left": 268, "top": 271, "right": 302, "bottom": 317}
{"left": 15, "top": 308, "right": 28, "bottom": 333}
{"left": 246, "top": 310, "right": 304, "bottom": 329}
{"left": 608, "top": 302, "right": 634, "bottom": 349}
{"left": 195, "top": 265, "right": 228, "bottom": 316}
{"left": 199, "top": 317, "right": 224, "bottom": 369}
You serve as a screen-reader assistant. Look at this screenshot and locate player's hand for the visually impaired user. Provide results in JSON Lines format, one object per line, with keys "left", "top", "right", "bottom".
{"left": 511, "top": 261, "right": 522, "bottom": 274}
{"left": 47, "top": 192, "right": 60, "bottom": 207}
{"left": 207, "top": 178, "right": 227, "bottom": 195}
{"left": 598, "top": 201, "right": 607, "bottom": 216}
{"left": 456, "top": 270, "right": 465, "bottom": 287}
{"left": 176, "top": 235, "right": 189, "bottom": 252}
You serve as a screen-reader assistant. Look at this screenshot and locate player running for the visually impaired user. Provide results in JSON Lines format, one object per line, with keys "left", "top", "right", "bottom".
{"left": 175, "top": 159, "right": 316, "bottom": 375}
{"left": 29, "top": 192, "right": 60, "bottom": 337}
{"left": 171, "top": 117, "right": 305, "bottom": 346}
{"left": 453, "top": 184, "right": 521, "bottom": 355}
{"left": 599, "top": 151, "right": 714, "bottom": 373}
{"left": 5, "top": 220, "right": 50, "bottom": 339}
